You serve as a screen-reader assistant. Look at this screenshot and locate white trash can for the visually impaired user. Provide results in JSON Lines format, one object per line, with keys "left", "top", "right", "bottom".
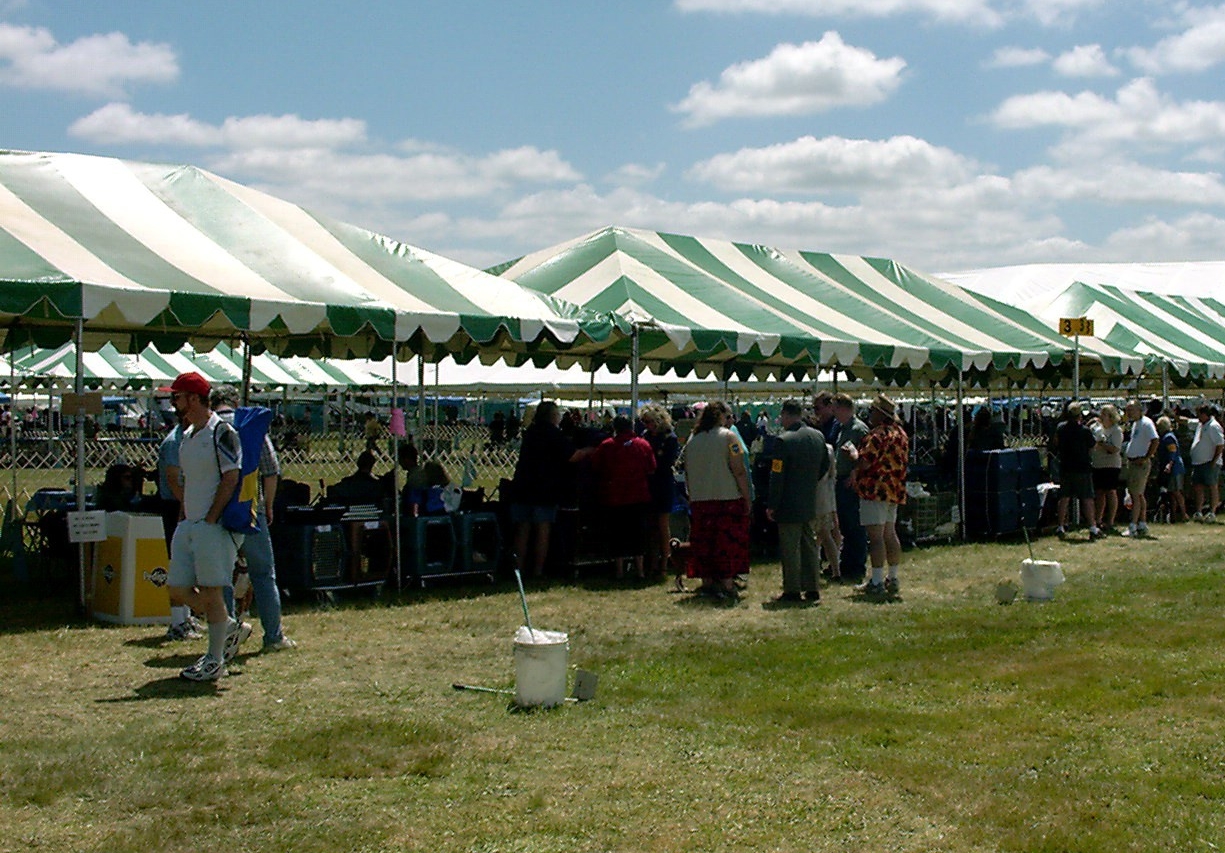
{"left": 1020, "top": 559, "right": 1064, "bottom": 601}
{"left": 513, "top": 626, "right": 569, "bottom": 707}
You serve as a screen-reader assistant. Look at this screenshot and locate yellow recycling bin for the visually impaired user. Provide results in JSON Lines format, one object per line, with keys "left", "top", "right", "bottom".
{"left": 91, "top": 512, "right": 171, "bottom": 625}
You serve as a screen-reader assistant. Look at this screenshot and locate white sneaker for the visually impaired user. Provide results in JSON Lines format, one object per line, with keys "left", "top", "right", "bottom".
{"left": 181, "top": 654, "right": 226, "bottom": 682}
{"left": 1206, "top": 513, "right": 1217, "bottom": 523}
{"left": 1194, "top": 511, "right": 1204, "bottom": 522}
{"left": 165, "top": 621, "right": 202, "bottom": 641}
{"left": 223, "top": 620, "right": 253, "bottom": 662}
{"left": 263, "top": 636, "right": 298, "bottom": 652}
{"left": 1123, "top": 524, "right": 1138, "bottom": 537}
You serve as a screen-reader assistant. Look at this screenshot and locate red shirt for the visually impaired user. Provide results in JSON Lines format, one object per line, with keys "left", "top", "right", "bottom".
{"left": 853, "top": 422, "right": 909, "bottom": 504}
{"left": 593, "top": 430, "right": 655, "bottom": 506}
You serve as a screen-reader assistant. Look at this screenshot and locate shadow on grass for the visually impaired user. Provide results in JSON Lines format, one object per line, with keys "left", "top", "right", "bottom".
{"left": 95, "top": 674, "right": 229, "bottom": 703}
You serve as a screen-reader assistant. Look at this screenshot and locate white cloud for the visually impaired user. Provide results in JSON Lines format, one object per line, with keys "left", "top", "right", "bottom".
{"left": 1013, "top": 162, "right": 1225, "bottom": 206}
{"left": 672, "top": 33, "right": 906, "bottom": 126}
{"left": 989, "top": 78, "right": 1225, "bottom": 160}
{"left": 69, "top": 103, "right": 367, "bottom": 148}
{"left": 674, "top": 0, "right": 1002, "bottom": 26}
{"left": 1052, "top": 44, "right": 1118, "bottom": 77}
{"left": 605, "top": 162, "right": 667, "bottom": 187}
{"left": 1126, "top": 4, "right": 1225, "bottom": 74}
{"left": 673, "top": 0, "right": 1105, "bottom": 27}
{"left": 67, "top": 103, "right": 581, "bottom": 204}
{"left": 687, "top": 135, "right": 977, "bottom": 193}
{"left": 1103, "top": 213, "right": 1225, "bottom": 260}
{"left": 986, "top": 46, "right": 1051, "bottom": 67}
{"left": 0, "top": 23, "right": 176, "bottom": 97}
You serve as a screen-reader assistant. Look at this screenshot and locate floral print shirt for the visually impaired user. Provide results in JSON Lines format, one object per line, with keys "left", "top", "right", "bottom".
{"left": 853, "top": 422, "right": 909, "bottom": 504}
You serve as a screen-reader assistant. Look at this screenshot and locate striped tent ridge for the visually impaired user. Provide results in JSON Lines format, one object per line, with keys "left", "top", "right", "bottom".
{"left": 491, "top": 226, "right": 1144, "bottom": 384}
{"left": 1034, "top": 282, "right": 1225, "bottom": 384}
{"left": 0, "top": 150, "right": 625, "bottom": 362}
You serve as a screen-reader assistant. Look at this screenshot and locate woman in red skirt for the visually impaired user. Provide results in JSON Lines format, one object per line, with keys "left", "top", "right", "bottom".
{"left": 679, "top": 401, "right": 752, "bottom": 600}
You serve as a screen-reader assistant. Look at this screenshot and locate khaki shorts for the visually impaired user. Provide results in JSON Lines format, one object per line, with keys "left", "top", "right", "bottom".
{"left": 859, "top": 499, "right": 899, "bottom": 526}
{"left": 1123, "top": 457, "right": 1152, "bottom": 495}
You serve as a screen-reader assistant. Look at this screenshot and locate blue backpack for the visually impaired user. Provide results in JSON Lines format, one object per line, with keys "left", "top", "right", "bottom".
{"left": 213, "top": 406, "right": 274, "bottom": 535}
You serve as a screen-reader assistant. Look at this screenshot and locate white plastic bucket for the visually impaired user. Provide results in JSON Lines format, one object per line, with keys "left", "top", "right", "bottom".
{"left": 513, "top": 626, "right": 569, "bottom": 707}
{"left": 1020, "top": 559, "right": 1064, "bottom": 601}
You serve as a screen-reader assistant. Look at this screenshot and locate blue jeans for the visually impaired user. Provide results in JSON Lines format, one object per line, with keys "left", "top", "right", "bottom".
{"left": 835, "top": 477, "right": 867, "bottom": 578}
{"left": 223, "top": 516, "right": 284, "bottom": 646}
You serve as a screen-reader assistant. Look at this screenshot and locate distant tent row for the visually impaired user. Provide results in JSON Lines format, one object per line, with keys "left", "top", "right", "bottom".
{"left": 3, "top": 340, "right": 387, "bottom": 391}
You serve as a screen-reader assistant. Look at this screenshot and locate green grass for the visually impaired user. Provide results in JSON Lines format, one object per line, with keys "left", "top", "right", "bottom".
{"left": 3, "top": 525, "right": 1225, "bottom": 852}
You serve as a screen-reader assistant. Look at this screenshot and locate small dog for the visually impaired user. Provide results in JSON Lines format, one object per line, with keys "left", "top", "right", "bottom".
{"left": 668, "top": 537, "right": 690, "bottom": 592}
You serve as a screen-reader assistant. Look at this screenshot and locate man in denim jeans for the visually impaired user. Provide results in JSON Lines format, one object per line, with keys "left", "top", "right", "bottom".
{"left": 211, "top": 388, "right": 297, "bottom": 653}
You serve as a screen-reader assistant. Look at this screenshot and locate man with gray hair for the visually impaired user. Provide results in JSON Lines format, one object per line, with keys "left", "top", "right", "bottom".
{"left": 1122, "top": 399, "right": 1159, "bottom": 538}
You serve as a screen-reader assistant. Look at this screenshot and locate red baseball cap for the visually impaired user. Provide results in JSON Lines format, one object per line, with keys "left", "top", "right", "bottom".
{"left": 170, "top": 372, "right": 211, "bottom": 397}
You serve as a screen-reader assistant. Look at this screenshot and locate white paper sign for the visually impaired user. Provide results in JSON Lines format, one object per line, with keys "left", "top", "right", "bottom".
{"left": 67, "top": 510, "right": 108, "bottom": 543}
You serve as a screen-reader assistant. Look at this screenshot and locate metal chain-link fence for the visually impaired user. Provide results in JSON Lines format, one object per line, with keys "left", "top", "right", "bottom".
{"left": 0, "top": 424, "right": 520, "bottom": 513}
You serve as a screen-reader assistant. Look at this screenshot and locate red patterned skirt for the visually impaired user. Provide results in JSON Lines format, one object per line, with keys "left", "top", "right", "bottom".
{"left": 687, "top": 499, "right": 750, "bottom": 581}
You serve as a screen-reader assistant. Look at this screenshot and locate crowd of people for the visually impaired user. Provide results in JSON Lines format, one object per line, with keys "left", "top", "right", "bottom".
{"left": 499, "top": 391, "right": 910, "bottom": 605}
{"left": 1050, "top": 398, "right": 1224, "bottom": 538}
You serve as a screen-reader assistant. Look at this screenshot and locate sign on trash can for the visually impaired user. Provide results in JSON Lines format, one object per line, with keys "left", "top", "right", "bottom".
{"left": 68, "top": 510, "right": 107, "bottom": 543}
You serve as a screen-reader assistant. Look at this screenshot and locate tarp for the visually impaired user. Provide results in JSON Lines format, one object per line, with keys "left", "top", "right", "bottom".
{"left": 1030, "top": 282, "right": 1225, "bottom": 383}
{"left": 0, "top": 149, "right": 626, "bottom": 362}
{"left": 491, "top": 226, "right": 1144, "bottom": 385}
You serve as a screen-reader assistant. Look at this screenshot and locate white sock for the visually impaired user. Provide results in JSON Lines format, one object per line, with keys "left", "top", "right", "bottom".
{"left": 171, "top": 605, "right": 189, "bottom": 625}
{"left": 887, "top": 565, "right": 899, "bottom": 580}
{"left": 871, "top": 566, "right": 884, "bottom": 584}
{"left": 208, "top": 619, "right": 232, "bottom": 661}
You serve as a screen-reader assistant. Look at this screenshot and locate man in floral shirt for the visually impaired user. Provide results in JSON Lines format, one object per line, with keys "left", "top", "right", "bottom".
{"left": 848, "top": 394, "right": 909, "bottom": 598}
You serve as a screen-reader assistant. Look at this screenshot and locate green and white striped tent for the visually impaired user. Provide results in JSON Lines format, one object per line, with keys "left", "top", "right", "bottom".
{"left": 3, "top": 341, "right": 388, "bottom": 390}
{"left": 491, "top": 226, "right": 1145, "bottom": 385}
{"left": 1033, "top": 282, "right": 1225, "bottom": 384}
{"left": 0, "top": 150, "right": 625, "bottom": 362}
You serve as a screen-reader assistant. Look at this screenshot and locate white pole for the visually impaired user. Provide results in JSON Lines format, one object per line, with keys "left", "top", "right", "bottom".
{"left": 956, "top": 369, "right": 966, "bottom": 543}
{"left": 391, "top": 351, "right": 401, "bottom": 593}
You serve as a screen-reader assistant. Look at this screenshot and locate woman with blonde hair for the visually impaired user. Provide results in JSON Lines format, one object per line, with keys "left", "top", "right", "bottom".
{"left": 639, "top": 404, "right": 680, "bottom": 583}
{"left": 1089, "top": 404, "right": 1124, "bottom": 534}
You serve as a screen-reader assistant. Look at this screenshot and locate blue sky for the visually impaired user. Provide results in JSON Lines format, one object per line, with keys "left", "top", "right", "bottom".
{"left": 2, "top": 0, "right": 1223, "bottom": 274}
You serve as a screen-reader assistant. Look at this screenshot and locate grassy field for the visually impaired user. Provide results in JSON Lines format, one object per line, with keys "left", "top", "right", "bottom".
{"left": 3, "top": 523, "right": 1225, "bottom": 852}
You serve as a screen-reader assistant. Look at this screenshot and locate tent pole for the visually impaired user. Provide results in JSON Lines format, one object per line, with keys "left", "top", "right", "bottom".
{"left": 1162, "top": 363, "right": 1170, "bottom": 412}
{"left": 74, "top": 318, "right": 87, "bottom": 613}
{"left": 417, "top": 354, "right": 425, "bottom": 449}
{"left": 433, "top": 362, "right": 440, "bottom": 436}
{"left": 587, "top": 368, "right": 594, "bottom": 418}
{"left": 240, "top": 334, "right": 252, "bottom": 407}
{"left": 956, "top": 369, "right": 966, "bottom": 543}
{"left": 391, "top": 350, "right": 401, "bottom": 593}
{"left": 8, "top": 336, "right": 16, "bottom": 520}
{"left": 630, "top": 322, "right": 640, "bottom": 417}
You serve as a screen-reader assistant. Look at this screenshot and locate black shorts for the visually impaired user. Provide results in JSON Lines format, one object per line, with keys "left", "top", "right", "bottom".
{"left": 1092, "top": 467, "right": 1120, "bottom": 492}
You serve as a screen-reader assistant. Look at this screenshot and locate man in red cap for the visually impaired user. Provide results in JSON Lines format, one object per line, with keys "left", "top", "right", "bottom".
{"left": 166, "top": 371, "right": 246, "bottom": 681}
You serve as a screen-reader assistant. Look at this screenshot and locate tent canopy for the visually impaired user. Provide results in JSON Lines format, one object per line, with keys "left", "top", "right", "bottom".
{"left": 1032, "top": 282, "right": 1225, "bottom": 384}
{"left": 0, "top": 150, "right": 625, "bottom": 362}
{"left": 491, "top": 226, "right": 1144, "bottom": 385}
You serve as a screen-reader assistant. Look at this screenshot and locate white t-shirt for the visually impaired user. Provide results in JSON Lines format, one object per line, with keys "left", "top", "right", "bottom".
{"left": 1089, "top": 422, "right": 1123, "bottom": 470}
{"left": 1190, "top": 418, "right": 1225, "bottom": 466}
{"left": 178, "top": 411, "right": 242, "bottom": 522}
{"left": 1125, "top": 416, "right": 1158, "bottom": 460}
